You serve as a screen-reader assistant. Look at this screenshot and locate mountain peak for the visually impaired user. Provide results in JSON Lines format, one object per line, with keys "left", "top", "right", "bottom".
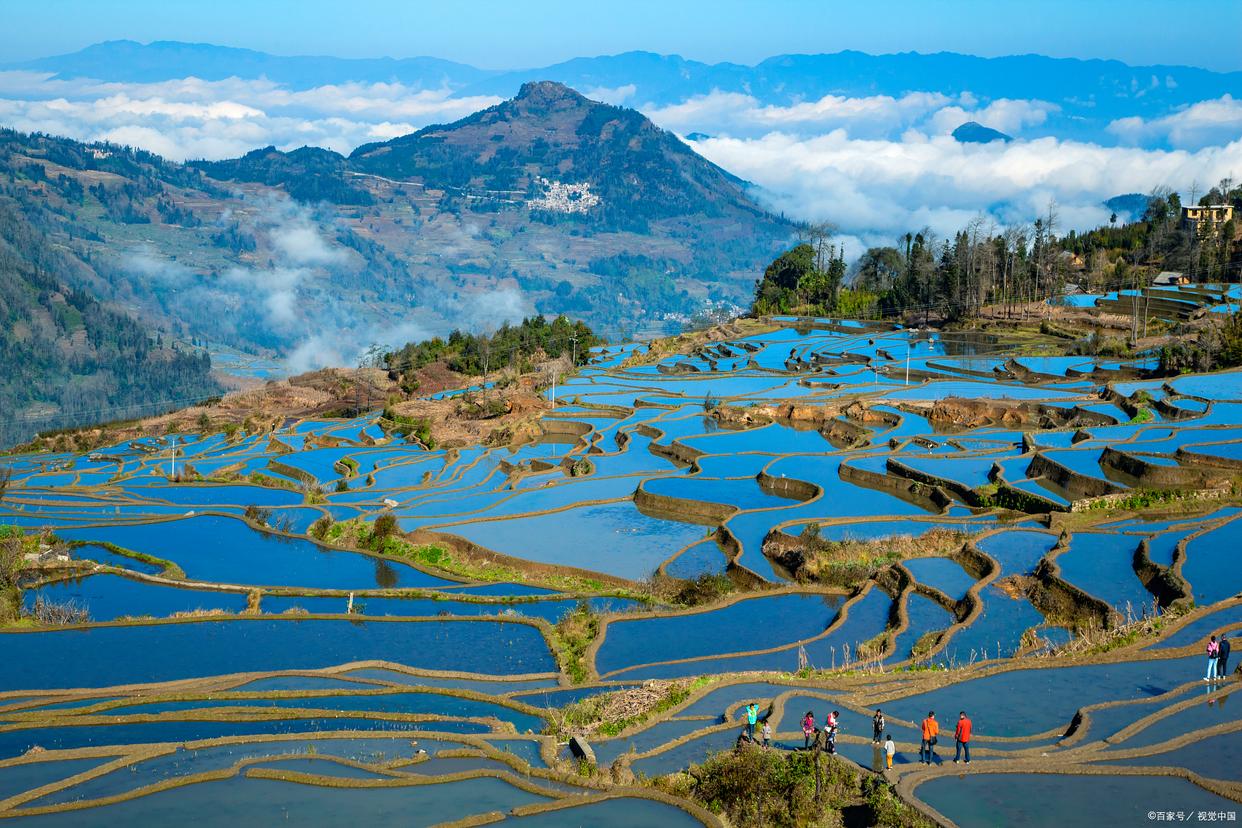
{"left": 348, "top": 82, "right": 770, "bottom": 231}
{"left": 514, "top": 80, "right": 589, "bottom": 106}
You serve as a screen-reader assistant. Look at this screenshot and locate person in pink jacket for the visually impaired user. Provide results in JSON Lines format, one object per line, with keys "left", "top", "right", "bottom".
{"left": 1205, "top": 635, "right": 1220, "bottom": 682}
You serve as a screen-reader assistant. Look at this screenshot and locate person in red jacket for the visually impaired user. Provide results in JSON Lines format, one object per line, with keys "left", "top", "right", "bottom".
{"left": 953, "top": 710, "right": 972, "bottom": 765}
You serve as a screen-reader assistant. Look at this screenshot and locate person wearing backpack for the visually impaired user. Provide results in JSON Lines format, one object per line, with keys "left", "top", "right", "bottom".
{"left": 884, "top": 733, "right": 896, "bottom": 770}
{"left": 953, "top": 710, "right": 972, "bottom": 765}
{"left": 872, "top": 708, "right": 885, "bottom": 743}
{"left": 1205, "top": 636, "right": 1220, "bottom": 682}
{"left": 920, "top": 711, "right": 939, "bottom": 765}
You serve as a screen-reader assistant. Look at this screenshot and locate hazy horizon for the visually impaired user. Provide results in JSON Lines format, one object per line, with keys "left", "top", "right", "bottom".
{"left": 3, "top": 0, "right": 1241, "bottom": 72}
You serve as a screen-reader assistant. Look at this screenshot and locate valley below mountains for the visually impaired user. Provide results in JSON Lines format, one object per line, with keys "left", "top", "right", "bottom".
{"left": 0, "top": 81, "right": 790, "bottom": 434}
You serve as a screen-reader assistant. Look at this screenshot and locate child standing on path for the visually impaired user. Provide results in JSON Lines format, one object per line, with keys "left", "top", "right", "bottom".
{"left": 746, "top": 703, "right": 759, "bottom": 740}
{"left": 884, "top": 734, "right": 896, "bottom": 769}
{"left": 920, "top": 711, "right": 939, "bottom": 765}
{"left": 953, "top": 710, "right": 972, "bottom": 765}
{"left": 1205, "top": 635, "right": 1220, "bottom": 681}
{"left": 872, "top": 709, "right": 885, "bottom": 743}
{"left": 761, "top": 720, "right": 772, "bottom": 748}
{"left": 802, "top": 711, "right": 815, "bottom": 749}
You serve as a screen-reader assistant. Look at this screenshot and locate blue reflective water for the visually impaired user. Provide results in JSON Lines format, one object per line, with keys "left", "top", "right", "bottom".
{"left": 879, "top": 656, "right": 1198, "bottom": 737}
{"left": 508, "top": 796, "right": 705, "bottom": 827}
{"left": 665, "top": 539, "right": 728, "bottom": 579}
{"left": 1182, "top": 521, "right": 1242, "bottom": 605}
{"left": 7, "top": 774, "right": 550, "bottom": 827}
{"left": 0, "top": 619, "right": 554, "bottom": 691}
{"left": 596, "top": 593, "right": 842, "bottom": 674}
{"left": 887, "top": 592, "right": 954, "bottom": 665}
{"left": 102, "top": 690, "right": 544, "bottom": 733}
{"left": 57, "top": 515, "right": 452, "bottom": 589}
{"left": 23, "top": 575, "right": 248, "bottom": 621}
{"left": 443, "top": 500, "right": 710, "bottom": 581}
{"left": 903, "top": 557, "right": 976, "bottom": 600}
{"left": 976, "top": 530, "right": 1057, "bottom": 575}
{"left": 1055, "top": 533, "right": 1154, "bottom": 614}
{"left": 1148, "top": 604, "right": 1242, "bottom": 650}
{"left": 0, "top": 757, "right": 108, "bottom": 801}
{"left": 936, "top": 584, "right": 1054, "bottom": 664}
{"left": 918, "top": 773, "right": 1236, "bottom": 828}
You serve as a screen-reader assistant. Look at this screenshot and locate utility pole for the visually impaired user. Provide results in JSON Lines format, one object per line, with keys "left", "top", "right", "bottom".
{"left": 169, "top": 436, "right": 177, "bottom": 479}
{"left": 550, "top": 372, "right": 556, "bottom": 407}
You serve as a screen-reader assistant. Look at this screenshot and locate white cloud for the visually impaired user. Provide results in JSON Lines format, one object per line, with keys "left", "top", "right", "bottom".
{"left": 453, "top": 285, "right": 533, "bottom": 333}
{"left": 691, "top": 131, "right": 1242, "bottom": 246}
{"left": 0, "top": 71, "right": 502, "bottom": 160}
{"left": 1108, "top": 95, "right": 1242, "bottom": 150}
{"left": 926, "top": 98, "right": 1059, "bottom": 135}
{"left": 641, "top": 90, "right": 1058, "bottom": 141}
{"left": 284, "top": 335, "right": 348, "bottom": 374}
{"left": 643, "top": 90, "right": 952, "bottom": 139}
{"left": 584, "top": 84, "right": 637, "bottom": 105}
{"left": 269, "top": 220, "right": 347, "bottom": 266}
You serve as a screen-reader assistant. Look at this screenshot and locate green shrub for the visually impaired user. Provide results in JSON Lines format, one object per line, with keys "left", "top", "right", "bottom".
{"left": 371, "top": 513, "right": 398, "bottom": 545}
{"left": 553, "top": 601, "right": 599, "bottom": 684}
{"left": 691, "top": 746, "right": 854, "bottom": 827}
{"left": 309, "top": 515, "right": 334, "bottom": 540}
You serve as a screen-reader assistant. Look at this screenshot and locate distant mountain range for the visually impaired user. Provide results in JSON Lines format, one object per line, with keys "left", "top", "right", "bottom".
{"left": 11, "top": 40, "right": 1242, "bottom": 141}
{"left": 0, "top": 82, "right": 789, "bottom": 396}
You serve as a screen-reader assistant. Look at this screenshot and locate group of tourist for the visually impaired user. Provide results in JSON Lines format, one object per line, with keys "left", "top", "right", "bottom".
{"left": 735, "top": 702, "right": 842, "bottom": 753}
{"left": 1205, "top": 634, "right": 1233, "bottom": 682}
{"left": 911, "top": 710, "right": 972, "bottom": 766}
{"left": 800, "top": 708, "right": 841, "bottom": 753}
{"left": 736, "top": 703, "right": 975, "bottom": 771}
{"left": 730, "top": 632, "right": 1235, "bottom": 770}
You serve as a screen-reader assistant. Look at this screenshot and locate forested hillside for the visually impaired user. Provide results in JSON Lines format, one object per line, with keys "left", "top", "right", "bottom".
{"left": 754, "top": 181, "right": 1242, "bottom": 323}
{"left": 0, "top": 201, "right": 219, "bottom": 447}
{"left": 190, "top": 146, "right": 373, "bottom": 206}
{"left": 385, "top": 315, "right": 598, "bottom": 393}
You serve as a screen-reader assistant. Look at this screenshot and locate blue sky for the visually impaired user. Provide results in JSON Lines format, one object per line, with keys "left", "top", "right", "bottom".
{"left": 4, "top": 0, "right": 1241, "bottom": 71}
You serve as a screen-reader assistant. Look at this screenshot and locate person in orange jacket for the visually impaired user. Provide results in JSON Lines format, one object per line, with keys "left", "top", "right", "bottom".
{"left": 953, "top": 710, "right": 972, "bottom": 765}
{"left": 920, "top": 711, "right": 939, "bottom": 765}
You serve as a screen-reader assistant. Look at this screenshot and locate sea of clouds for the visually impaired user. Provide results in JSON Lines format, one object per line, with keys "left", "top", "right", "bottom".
{"left": 4, "top": 68, "right": 1241, "bottom": 358}
{"left": 4, "top": 69, "right": 1240, "bottom": 256}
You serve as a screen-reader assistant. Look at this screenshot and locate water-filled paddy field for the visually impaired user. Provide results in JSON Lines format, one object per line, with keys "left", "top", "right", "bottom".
{"left": 3, "top": 317, "right": 1241, "bottom": 825}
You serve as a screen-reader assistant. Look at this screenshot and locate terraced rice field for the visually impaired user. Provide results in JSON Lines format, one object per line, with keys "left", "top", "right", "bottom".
{"left": 2, "top": 317, "right": 1240, "bottom": 826}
